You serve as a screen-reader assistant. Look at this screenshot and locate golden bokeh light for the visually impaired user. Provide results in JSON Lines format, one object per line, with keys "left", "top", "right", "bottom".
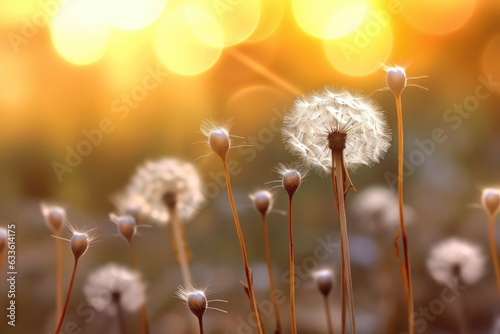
{"left": 188, "top": 0, "right": 261, "bottom": 47}
{"left": 105, "top": 0, "right": 168, "bottom": 31}
{"left": 50, "top": 0, "right": 110, "bottom": 65}
{"left": 245, "top": 0, "right": 286, "bottom": 43}
{"left": 323, "top": 11, "right": 393, "bottom": 76}
{"left": 292, "top": 0, "right": 369, "bottom": 39}
{"left": 401, "top": 0, "right": 477, "bottom": 35}
{"left": 154, "top": 5, "right": 223, "bottom": 76}
{"left": 481, "top": 33, "right": 500, "bottom": 93}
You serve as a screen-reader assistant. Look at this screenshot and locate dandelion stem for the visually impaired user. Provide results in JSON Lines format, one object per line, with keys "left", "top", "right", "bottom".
{"left": 323, "top": 295, "right": 334, "bottom": 334}
{"left": 262, "top": 214, "right": 282, "bottom": 334}
{"left": 127, "top": 242, "right": 150, "bottom": 334}
{"left": 488, "top": 213, "right": 500, "bottom": 296}
{"left": 198, "top": 316, "right": 204, "bottom": 334}
{"left": 395, "top": 94, "right": 415, "bottom": 334}
{"left": 170, "top": 210, "right": 193, "bottom": 288}
{"left": 222, "top": 161, "right": 264, "bottom": 334}
{"left": 287, "top": 195, "right": 297, "bottom": 334}
{"left": 331, "top": 150, "right": 356, "bottom": 333}
{"left": 56, "top": 235, "right": 63, "bottom": 327}
{"left": 55, "top": 259, "right": 79, "bottom": 334}
{"left": 115, "top": 300, "right": 128, "bottom": 334}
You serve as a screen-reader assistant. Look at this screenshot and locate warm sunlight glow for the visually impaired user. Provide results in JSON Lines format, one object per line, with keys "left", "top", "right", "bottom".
{"left": 401, "top": 0, "right": 477, "bottom": 35}
{"left": 50, "top": 0, "right": 110, "bottom": 65}
{"left": 245, "top": 0, "right": 285, "bottom": 43}
{"left": 292, "top": 0, "right": 369, "bottom": 39}
{"left": 105, "top": 0, "right": 168, "bottom": 31}
{"left": 187, "top": 0, "right": 261, "bottom": 47}
{"left": 481, "top": 34, "right": 500, "bottom": 93}
{"left": 324, "top": 16, "right": 393, "bottom": 76}
{"left": 154, "top": 5, "right": 223, "bottom": 76}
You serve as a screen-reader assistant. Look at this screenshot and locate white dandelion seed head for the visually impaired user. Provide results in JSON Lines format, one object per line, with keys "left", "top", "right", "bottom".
{"left": 352, "top": 186, "right": 415, "bottom": 232}
{"left": 426, "top": 238, "right": 485, "bottom": 286}
{"left": 115, "top": 158, "right": 205, "bottom": 225}
{"left": 84, "top": 264, "right": 145, "bottom": 315}
{"left": 41, "top": 203, "right": 66, "bottom": 234}
{"left": 282, "top": 87, "right": 391, "bottom": 174}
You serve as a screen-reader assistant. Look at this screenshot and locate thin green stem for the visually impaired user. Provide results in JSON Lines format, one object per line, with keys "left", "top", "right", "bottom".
{"left": 395, "top": 94, "right": 414, "bottom": 334}
{"left": 262, "top": 214, "right": 282, "bottom": 333}
{"left": 324, "top": 295, "right": 334, "bottom": 334}
{"left": 488, "top": 214, "right": 500, "bottom": 296}
{"left": 332, "top": 150, "right": 356, "bottom": 333}
{"left": 288, "top": 196, "right": 297, "bottom": 334}
{"left": 55, "top": 258, "right": 79, "bottom": 334}
{"left": 127, "top": 242, "right": 150, "bottom": 334}
{"left": 222, "top": 161, "right": 264, "bottom": 334}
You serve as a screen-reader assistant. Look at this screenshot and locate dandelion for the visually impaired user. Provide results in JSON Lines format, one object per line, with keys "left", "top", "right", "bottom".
{"left": 55, "top": 226, "right": 94, "bottom": 334}
{"left": 200, "top": 120, "right": 264, "bottom": 334}
{"left": 41, "top": 203, "right": 66, "bottom": 327}
{"left": 250, "top": 190, "right": 282, "bottom": 333}
{"left": 282, "top": 87, "right": 390, "bottom": 333}
{"left": 352, "top": 186, "right": 415, "bottom": 233}
{"left": 381, "top": 65, "right": 427, "bottom": 334}
{"left": 276, "top": 164, "right": 305, "bottom": 334}
{"left": 427, "top": 238, "right": 485, "bottom": 334}
{"left": 117, "top": 158, "right": 205, "bottom": 290}
{"left": 176, "top": 285, "right": 228, "bottom": 334}
{"left": 109, "top": 214, "right": 150, "bottom": 334}
{"left": 481, "top": 188, "right": 500, "bottom": 296}
{"left": 312, "top": 269, "right": 335, "bottom": 334}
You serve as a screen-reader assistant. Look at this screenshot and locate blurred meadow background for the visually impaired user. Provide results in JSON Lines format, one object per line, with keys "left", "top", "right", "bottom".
{"left": 1, "top": 0, "right": 500, "bottom": 333}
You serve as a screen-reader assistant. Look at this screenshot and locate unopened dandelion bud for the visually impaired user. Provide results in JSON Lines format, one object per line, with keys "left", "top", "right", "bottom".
{"left": 482, "top": 188, "right": 500, "bottom": 216}
{"left": 386, "top": 66, "right": 407, "bottom": 97}
{"left": 251, "top": 191, "right": 273, "bottom": 217}
{"left": 41, "top": 204, "right": 66, "bottom": 234}
{"left": 209, "top": 130, "right": 230, "bottom": 161}
{"left": 187, "top": 290, "right": 207, "bottom": 319}
{"left": 282, "top": 170, "right": 301, "bottom": 197}
{"left": 0, "top": 227, "right": 7, "bottom": 253}
{"left": 71, "top": 233, "right": 89, "bottom": 259}
{"left": 313, "top": 269, "right": 334, "bottom": 297}
{"left": 110, "top": 214, "right": 137, "bottom": 243}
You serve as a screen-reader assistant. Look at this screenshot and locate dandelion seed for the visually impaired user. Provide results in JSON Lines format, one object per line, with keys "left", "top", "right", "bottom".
{"left": 482, "top": 188, "right": 500, "bottom": 216}
{"left": 41, "top": 203, "right": 66, "bottom": 234}
{"left": 313, "top": 269, "right": 335, "bottom": 334}
{"left": 250, "top": 190, "right": 274, "bottom": 217}
{"left": 427, "top": 238, "right": 485, "bottom": 286}
{"left": 110, "top": 213, "right": 137, "bottom": 244}
{"left": 352, "top": 186, "right": 415, "bottom": 232}
{"left": 176, "top": 286, "right": 228, "bottom": 334}
{"left": 200, "top": 119, "right": 232, "bottom": 161}
{"left": 282, "top": 87, "right": 391, "bottom": 174}
{"left": 116, "top": 158, "right": 205, "bottom": 224}
{"left": 385, "top": 66, "right": 407, "bottom": 97}
{"left": 0, "top": 227, "right": 7, "bottom": 254}
{"left": 481, "top": 188, "right": 500, "bottom": 297}
{"left": 84, "top": 264, "right": 145, "bottom": 315}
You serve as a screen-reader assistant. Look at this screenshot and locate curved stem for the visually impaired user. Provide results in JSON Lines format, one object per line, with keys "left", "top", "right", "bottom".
{"left": 262, "top": 214, "right": 282, "bottom": 333}
{"left": 331, "top": 151, "right": 356, "bottom": 333}
{"left": 489, "top": 214, "right": 500, "bottom": 296}
{"left": 128, "top": 242, "right": 150, "bottom": 334}
{"left": 288, "top": 196, "right": 297, "bottom": 334}
{"left": 222, "top": 161, "right": 264, "bottom": 334}
{"left": 55, "top": 258, "right": 79, "bottom": 334}
{"left": 324, "top": 295, "right": 334, "bottom": 334}
{"left": 395, "top": 94, "right": 415, "bottom": 334}
{"left": 198, "top": 316, "right": 204, "bottom": 334}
